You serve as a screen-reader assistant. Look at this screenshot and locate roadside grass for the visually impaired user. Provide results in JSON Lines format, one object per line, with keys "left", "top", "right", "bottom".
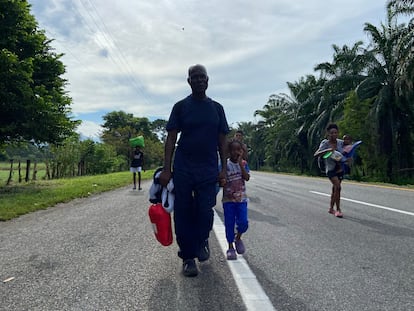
{"left": 0, "top": 170, "right": 153, "bottom": 221}
{"left": 0, "top": 161, "right": 47, "bottom": 183}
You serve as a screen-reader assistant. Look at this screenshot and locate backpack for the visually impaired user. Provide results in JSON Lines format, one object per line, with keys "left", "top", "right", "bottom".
{"left": 149, "top": 167, "right": 163, "bottom": 204}
{"left": 317, "top": 156, "right": 326, "bottom": 175}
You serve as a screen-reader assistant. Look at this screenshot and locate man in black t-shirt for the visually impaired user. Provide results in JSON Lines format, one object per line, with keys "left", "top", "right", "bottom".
{"left": 159, "top": 64, "right": 230, "bottom": 277}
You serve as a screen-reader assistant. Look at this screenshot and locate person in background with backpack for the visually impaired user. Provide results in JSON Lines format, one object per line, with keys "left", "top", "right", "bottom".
{"left": 314, "top": 123, "right": 345, "bottom": 218}
{"left": 159, "top": 64, "right": 230, "bottom": 277}
{"left": 130, "top": 146, "right": 144, "bottom": 190}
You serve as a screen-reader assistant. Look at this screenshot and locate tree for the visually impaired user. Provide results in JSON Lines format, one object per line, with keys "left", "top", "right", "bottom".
{"left": 254, "top": 91, "right": 302, "bottom": 170}
{"left": 254, "top": 75, "right": 326, "bottom": 172}
{"left": 338, "top": 91, "right": 375, "bottom": 179}
{"left": 101, "top": 111, "right": 164, "bottom": 169}
{"left": 234, "top": 121, "right": 266, "bottom": 170}
{"left": 249, "top": 2, "right": 413, "bottom": 183}
{"left": 0, "top": 0, "right": 78, "bottom": 145}
{"left": 150, "top": 118, "right": 168, "bottom": 142}
{"left": 101, "top": 111, "right": 151, "bottom": 162}
{"left": 357, "top": 9, "right": 414, "bottom": 180}
{"left": 311, "top": 42, "right": 369, "bottom": 140}
{"left": 388, "top": 0, "right": 414, "bottom": 15}
{"left": 387, "top": 0, "right": 414, "bottom": 178}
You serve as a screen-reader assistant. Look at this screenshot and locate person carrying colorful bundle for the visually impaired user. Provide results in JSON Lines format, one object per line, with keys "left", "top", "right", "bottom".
{"left": 314, "top": 123, "right": 345, "bottom": 218}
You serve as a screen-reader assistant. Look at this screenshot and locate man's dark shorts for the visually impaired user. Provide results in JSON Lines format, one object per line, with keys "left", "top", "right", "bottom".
{"left": 327, "top": 170, "right": 344, "bottom": 180}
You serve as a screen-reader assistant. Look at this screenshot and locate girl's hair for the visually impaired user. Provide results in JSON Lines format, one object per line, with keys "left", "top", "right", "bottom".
{"left": 326, "top": 123, "right": 338, "bottom": 131}
{"left": 228, "top": 138, "right": 243, "bottom": 150}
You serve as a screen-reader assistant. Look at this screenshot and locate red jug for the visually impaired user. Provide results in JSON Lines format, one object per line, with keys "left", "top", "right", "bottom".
{"left": 148, "top": 203, "right": 173, "bottom": 246}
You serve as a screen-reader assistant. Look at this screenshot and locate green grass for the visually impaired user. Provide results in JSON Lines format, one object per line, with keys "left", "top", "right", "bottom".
{"left": 0, "top": 161, "right": 47, "bottom": 183}
{"left": 0, "top": 170, "right": 153, "bottom": 221}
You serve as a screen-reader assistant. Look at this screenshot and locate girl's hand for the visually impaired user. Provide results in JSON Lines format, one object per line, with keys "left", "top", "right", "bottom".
{"left": 218, "top": 170, "right": 227, "bottom": 187}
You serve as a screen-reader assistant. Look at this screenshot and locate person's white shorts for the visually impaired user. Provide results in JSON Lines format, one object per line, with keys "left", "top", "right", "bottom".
{"left": 130, "top": 167, "right": 142, "bottom": 173}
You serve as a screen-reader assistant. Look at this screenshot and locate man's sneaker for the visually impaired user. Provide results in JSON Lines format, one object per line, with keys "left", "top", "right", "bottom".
{"left": 235, "top": 239, "right": 245, "bottom": 254}
{"left": 197, "top": 240, "right": 210, "bottom": 262}
{"left": 182, "top": 259, "right": 198, "bottom": 277}
{"left": 132, "top": 186, "right": 136, "bottom": 190}
{"left": 226, "top": 249, "right": 237, "bottom": 260}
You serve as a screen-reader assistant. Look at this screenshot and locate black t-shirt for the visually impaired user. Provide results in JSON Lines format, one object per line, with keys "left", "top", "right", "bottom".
{"left": 131, "top": 150, "right": 143, "bottom": 167}
{"left": 166, "top": 95, "right": 229, "bottom": 172}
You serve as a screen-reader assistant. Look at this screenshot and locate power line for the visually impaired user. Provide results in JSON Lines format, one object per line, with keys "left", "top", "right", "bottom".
{"left": 77, "top": 0, "right": 154, "bottom": 107}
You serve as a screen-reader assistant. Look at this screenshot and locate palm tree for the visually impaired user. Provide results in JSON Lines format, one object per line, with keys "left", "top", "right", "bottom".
{"left": 388, "top": 0, "right": 414, "bottom": 179}
{"left": 234, "top": 121, "right": 266, "bottom": 170}
{"left": 357, "top": 8, "right": 414, "bottom": 180}
{"left": 388, "top": 0, "right": 414, "bottom": 104}
{"left": 388, "top": 0, "right": 414, "bottom": 15}
{"left": 254, "top": 92, "right": 298, "bottom": 170}
{"left": 287, "top": 75, "right": 326, "bottom": 171}
{"left": 254, "top": 75, "right": 325, "bottom": 172}
{"left": 312, "top": 41, "right": 369, "bottom": 135}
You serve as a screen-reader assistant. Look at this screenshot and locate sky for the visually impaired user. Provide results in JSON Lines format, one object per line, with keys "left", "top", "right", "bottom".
{"left": 28, "top": 0, "right": 388, "bottom": 140}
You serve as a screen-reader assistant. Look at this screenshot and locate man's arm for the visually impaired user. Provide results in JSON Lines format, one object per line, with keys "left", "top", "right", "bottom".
{"left": 159, "top": 130, "right": 177, "bottom": 187}
{"left": 218, "top": 132, "right": 228, "bottom": 186}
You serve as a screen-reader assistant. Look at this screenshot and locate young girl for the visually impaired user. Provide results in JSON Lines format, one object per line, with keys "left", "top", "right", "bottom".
{"left": 222, "top": 139, "right": 250, "bottom": 260}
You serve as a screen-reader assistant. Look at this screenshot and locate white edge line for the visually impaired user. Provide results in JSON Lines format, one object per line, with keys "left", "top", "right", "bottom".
{"left": 310, "top": 191, "right": 414, "bottom": 216}
{"left": 213, "top": 209, "right": 276, "bottom": 311}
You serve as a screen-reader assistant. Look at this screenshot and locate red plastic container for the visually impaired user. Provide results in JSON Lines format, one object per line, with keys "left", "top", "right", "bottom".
{"left": 148, "top": 203, "right": 173, "bottom": 246}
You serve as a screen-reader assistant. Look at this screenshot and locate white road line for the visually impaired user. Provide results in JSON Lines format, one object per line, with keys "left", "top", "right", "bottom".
{"left": 310, "top": 191, "right": 414, "bottom": 216}
{"left": 213, "top": 210, "right": 276, "bottom": 311}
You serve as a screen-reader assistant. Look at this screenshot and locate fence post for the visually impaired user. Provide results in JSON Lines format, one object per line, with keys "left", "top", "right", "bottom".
{"left": 7, "top": 159, "right": 13, "bottom": 185}
{"left": 25, "top": 159, "right": 31, "bottom": 182}
{"left": 18, "top": 160, "right": 22, "bottom": 183}
{"left": 32, "top": 161, "right": 37, "bottom": 181}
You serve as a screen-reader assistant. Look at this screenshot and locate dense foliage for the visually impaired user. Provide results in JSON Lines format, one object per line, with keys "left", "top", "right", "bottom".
{"left": 100, "top": 111, "right": 165, "bottom": 170}
{"left": 0, "top": 0, "right": 78, "bottom": 145}
{"left": 0, "top": 2, "right": 164, "bottom": 180}
{"left": 247, "top": 1, "right": 414, "bottom": 183}
{"left": 1, "top": 0, "right": 413, "bottom": 185}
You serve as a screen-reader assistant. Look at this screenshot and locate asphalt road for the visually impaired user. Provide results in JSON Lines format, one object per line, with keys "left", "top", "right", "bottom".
{"left": 1, "top": 172, "right": 413, "bottom": 311}
{"left": 240, "top": 172, "right": 414, "bottom": 311}
{"left": 0, "top": 185, "right": 245, "bottom": 311}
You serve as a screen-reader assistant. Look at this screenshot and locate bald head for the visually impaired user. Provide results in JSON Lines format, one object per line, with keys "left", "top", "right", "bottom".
{"left": 188, "top": 64, "right": 207, "bottom": 77}
{"left": 187, "top": 64, "right": 209, "bottom": 98}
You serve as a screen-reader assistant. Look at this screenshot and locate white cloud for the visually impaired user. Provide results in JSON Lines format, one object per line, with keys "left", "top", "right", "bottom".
{"left": 29, "top": 0, "right": 387, "bottom": 134}
{"left": 76, "top": 120, "right": 102, "bottom": 141}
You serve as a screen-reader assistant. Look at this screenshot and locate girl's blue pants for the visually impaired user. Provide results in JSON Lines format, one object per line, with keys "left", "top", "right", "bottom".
{"left": 223, "top": 201, "right": 248, "bottom": 244}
